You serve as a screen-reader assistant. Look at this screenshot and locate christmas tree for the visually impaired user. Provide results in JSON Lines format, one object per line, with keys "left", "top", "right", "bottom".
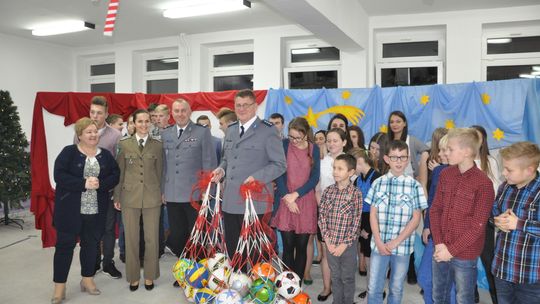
{"left": 0, "top": 90, "right": 31, "bottom": 215}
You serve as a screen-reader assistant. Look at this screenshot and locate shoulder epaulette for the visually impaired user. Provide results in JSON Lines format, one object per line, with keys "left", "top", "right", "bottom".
{"left": 164, "top": 125, "right": 173, "bottom": 129}
{"left": 262, "top": 119, "right": 273, "bottom": 127}
{"left": 120, "top": 136, "right": 131, "bottom": 141}
{"left": 229, "top": 121, "right": 239, "bottom": 126}
{"left": 194, "top": 123, "right": 205, "bottom": 128}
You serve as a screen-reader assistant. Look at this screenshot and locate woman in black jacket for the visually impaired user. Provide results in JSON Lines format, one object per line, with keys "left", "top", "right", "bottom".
{"left": 51, "top": 117, "right": 120, "bottom": 304}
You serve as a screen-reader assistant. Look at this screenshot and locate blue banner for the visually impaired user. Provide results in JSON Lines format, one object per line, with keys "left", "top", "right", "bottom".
{"left": 264, "top": 79, "right": 540, "bottom": 148}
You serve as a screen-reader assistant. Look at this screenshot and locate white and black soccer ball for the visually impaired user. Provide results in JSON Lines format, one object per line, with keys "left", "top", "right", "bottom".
{"left": 207, "top": 266, "right": 231, "bottom": 292}
{"left": 208, "top": 252, "right": 231, "bottom": 272}
{"left": 228, "top": 272, "right": 252, "bottom": 297}
{"left": 274, "top": 271, "right": 301, "bottom": 299}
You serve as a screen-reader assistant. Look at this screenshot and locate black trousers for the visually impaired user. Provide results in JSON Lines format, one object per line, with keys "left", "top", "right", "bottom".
{"left": 101, "top": 196, "right": 117, "bottom": 266}
{"left": 280, "top": 231, "right": 310, "bottom": 280}
{"left": 166, "top": 203, "right": 197, "bottom": 257}
{"left": 223, "top": 212, "right": 272, "bottom": 262}
{"left": 480, "top": 223, "right": 498, "bottom": 304}
{"left": 54, "top": 214, "right": 101, "bottom": 283}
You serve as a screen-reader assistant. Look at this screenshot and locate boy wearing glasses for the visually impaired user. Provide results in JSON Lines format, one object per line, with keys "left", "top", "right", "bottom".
{"left": 430, "top": 128, "right": 494, "bottom": 303}
{"left": 365, "top": 140, "right": 427, "bottom": 304}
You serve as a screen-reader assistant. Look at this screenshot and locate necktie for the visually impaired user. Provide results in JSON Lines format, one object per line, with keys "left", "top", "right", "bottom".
{"left": 178, "top": 128, "right": 183, "bottom": 139}
{"left": 139, "top": 138, "right": 144, "bottom": 151}
{"left": 240, "top": 125, "right": 245, "bottom": 138}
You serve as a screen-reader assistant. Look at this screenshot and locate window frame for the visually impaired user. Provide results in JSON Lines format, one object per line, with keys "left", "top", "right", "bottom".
{"left": 140, "top": 49, "right": 179, "bottom": 94}
{"left": 208, "top": 43, "right": 254, "bottom": 91}
{"left": 283, "top": 65, "right": 341, "bottom": 89}
{"left": 286, "top": 39, "right": 340, "bottom": 68}
{"left": 84, "top": 56, "right": 115, "bottom": 92}
{"left": 482, "top": 27, "right": 540, "bottom": 61}
{"left": 481, "top": 58, "right": 540, "bottom": 81}
{"left": 375, "top": 61, "right": 444, "bottom": 87}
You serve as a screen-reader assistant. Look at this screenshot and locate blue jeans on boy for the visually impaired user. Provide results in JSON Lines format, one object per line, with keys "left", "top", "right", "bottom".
{"left": 368, "top": 251, "right": 410, "bottom": 304}
{"left": 432, "top": 257, "right": 477, "bottom": 304}
{"left": 494, "top": 277, "right": 540, "bottom": 304}
{"left": 418, "top": 239, "right": 456, "bottom": 304}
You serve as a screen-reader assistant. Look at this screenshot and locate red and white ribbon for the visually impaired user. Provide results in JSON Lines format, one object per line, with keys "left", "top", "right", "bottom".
{"left": 103, "top": 0, "right": 119, "bottom": 36}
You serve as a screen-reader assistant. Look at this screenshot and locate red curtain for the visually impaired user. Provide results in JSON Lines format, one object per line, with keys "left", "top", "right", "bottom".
{"left": 30, "top": 90, "right": 267, "bottom": 247}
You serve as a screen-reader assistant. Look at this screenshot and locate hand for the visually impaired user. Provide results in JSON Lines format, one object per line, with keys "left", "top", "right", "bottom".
{"left": 243, "top": 176, "right": 255, "bottom": 184}
{"left": 375, "top": 240, "right": 391, "bottom": 255}
{"left": 283, "top": 192, "right": 299, "bottom": 205}
{"left": 494, "top": 214, "right": 510, "bottom": 233}
{"left": 333, "top": 244, "right": 347, "bottom": 257}
{"left": 360, "top": 229, "right": 369, "bottom": 239}
{"left": 211, "top": 168, "right": 224, "bottom": 183}
{"left": 495, "top": 209, "right": 518, "bottom": 231}
{"left": 433, "top": 245, "right": 453, "bottom": 262}
{"left": 85, "top": 177, "right": 99, "bottom": 190}
{"left": 114, "top": 201, "right": 121, "bottom": 211}
{"left": 422, "top": 228, "right": 431, "bottom": 245}
{"left": 434, "top": 243, "right": 447, "bottom": 254}
{"left": 428, "top": 160, "right": 441, "bottom": 171}
{"left": 286, "top": 201, "right": 300, "bottom": 214}
{"left": 161, "top": 194, "right": 166, "bottom": 205}
{"left": 384, "top": 239, "right": 400, "bottom": 252}
{"left": 326, "top": 242, "right": 336, "bottom": 254}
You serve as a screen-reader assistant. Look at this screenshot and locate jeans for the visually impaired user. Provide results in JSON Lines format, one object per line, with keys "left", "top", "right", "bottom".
{"left": 494, "top": 277, "right": 540, "bottom": 304}
{"left": 327, "top": 243, "right": 357, "bottom": 304}
{"left": 368, "top": 251, "right": 410, "bottom": 304}
{"left": 418, "top": 239, "right": 457, "bottom": 304}
{"left": 433, "top": 257, "right": 477, "bottom": 304}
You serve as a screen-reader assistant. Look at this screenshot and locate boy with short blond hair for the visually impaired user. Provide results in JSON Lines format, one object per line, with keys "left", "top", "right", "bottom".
{"left": 430, "top": 128, "right": 495, "bottom": 304}
{"left": 491, "top": 141, "right": 540, "bottom": 304}
{"left": 319, "top": 153, "right": 363, "bottom": 304}
{"left": 366, "top": 140, "right": 427, "bottom": 304}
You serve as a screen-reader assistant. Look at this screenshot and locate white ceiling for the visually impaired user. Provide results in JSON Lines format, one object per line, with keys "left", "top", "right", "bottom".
{"left": 357, "top": 0, "right": 540, "bottom": 16}
{"left": 0, "top": 0, "right": 538, "bottom": 48}
{"left": 0, "top": 0, "right": 292, "bottom": 47}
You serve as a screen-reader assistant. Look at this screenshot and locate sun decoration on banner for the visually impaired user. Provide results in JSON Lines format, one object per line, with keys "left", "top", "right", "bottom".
{"left": 493, "top": 128, "right": 505, "bottom": 141}
{"left": 481, "top": 93, "right": 491, "bottom": 105}
{"left": 342, "top": 90, "right": 351, "bottom": 100}
{"left": 284, "top": 96, "right": 293, "bottom": 105}
{"left": 379, "top": 124, "right": 388, "bottom": 133}
{"left": 420, "top": 95, "right": 430, "bottom": 106}
{"left": 445, "top": 119, "right": 455, "bottom": 129}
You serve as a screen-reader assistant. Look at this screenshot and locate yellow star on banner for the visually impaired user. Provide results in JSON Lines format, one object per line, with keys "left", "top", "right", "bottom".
{"left": 379, "top": 124, "right": 388, "bottom": 133}
{"left": 445, "top": 119, "right": 455, "bottom": 129}
{"left": 481, "top": 93, "right": 491, "bottom": 105}
{"left": 342, "top": 90, "right": 351, "bottom": 100}
{"left": 420, "top": 95, "right": 430, "bottom": 105}
{"left": 284, "top": 96, "right": 293, "bottom": 105}
{"left": 493, "top": 128, "right": 504, "bottom": 141}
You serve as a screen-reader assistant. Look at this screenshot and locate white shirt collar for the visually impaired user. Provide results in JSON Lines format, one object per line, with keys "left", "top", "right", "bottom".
{"left": 239, "top": 116, "right": 257, "bottom": 134}
{"left": 135, "top": 134, "right": 149, "bottom": 146}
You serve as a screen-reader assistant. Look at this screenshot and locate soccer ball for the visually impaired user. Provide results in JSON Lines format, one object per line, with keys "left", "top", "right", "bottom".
{"left": 291, "top": 292, "right": 311, "bottom": 304}
{"left": 208, "top": 252, "right": 231, "bottom": 272}
{"left": 214, "top": 289, "right": 244, "bottom": 304}
{"left": 275, "top": 271, "right": 301, "bottom": 299}
{"left": 228, "top": 272, "right": 252, "bottom": 297}
{"left": 185, "top": 262, "right": 209, "bottom": 288}
{"left": 183, "top": 285, "right": 199, "bottom": 303}
{"left": 194, "top": 288, "right": 216, "bottom": 304}
{"left": 207, "top": 266, "right": 231, "bottom": 292}
{"left": 173, "top": 258, "right": 193, "bottom": 286}
{"left": 251, "top": 262, "right": 276, "bottom": 281}
{"left": 249, "top": 278, "right": 276, "bottom": 304}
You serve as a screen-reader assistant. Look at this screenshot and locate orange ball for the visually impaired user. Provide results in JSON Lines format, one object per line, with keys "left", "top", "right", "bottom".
{"left": 291, "top": 292, "right": 311, "bottom": 304}
{"left": 250, "top": 262, "right": 276, "bottom": 281}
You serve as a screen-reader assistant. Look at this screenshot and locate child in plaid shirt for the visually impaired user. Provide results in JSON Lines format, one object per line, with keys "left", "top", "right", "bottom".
{"left": 319, "top": 154, "right": 363, "bottom": 304}
{"left": 492, "top": 142, "right": 540, "bottom": 304}
{"left": 366, "top": 140, "right": 427, "bottom": 304}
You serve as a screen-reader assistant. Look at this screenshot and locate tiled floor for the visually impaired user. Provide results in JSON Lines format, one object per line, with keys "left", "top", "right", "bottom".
{"left": 0, "top": 212, "right": 494, "bottom": 304}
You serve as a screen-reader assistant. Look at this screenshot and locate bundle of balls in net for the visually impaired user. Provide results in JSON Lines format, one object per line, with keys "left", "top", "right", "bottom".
{"left": 172, "top": 178, "right": 312, "bottom": 304}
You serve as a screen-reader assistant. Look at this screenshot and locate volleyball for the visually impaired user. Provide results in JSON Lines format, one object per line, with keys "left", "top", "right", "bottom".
{"left": 185, "top": 262, "right": 209, "bottom": 288}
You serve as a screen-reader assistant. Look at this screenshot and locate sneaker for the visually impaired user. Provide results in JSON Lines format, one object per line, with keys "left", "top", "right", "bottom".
{"left": 119, "top": 253, "right": 125, "bottom": 263}
{"left": 103, "top": 261, "right": 122, "bottom": 279}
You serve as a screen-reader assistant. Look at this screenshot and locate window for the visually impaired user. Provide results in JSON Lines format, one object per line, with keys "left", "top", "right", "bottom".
{"left": 140, "top": 50, "right": 179, "bottom": 94}
{"left": 82, "top": 56, "right": 115, "bottom": 93}
{"left": 482, "top": 25, "right": 540, "bottom": 80}
{"left": 284, "top": 39, "right": 341, "bottom": 89}
{"left": 375, "top": 28, "right": 445, "bottom": 87}
{"left": 209, "top": 44, "right": 254, "bottom": 91}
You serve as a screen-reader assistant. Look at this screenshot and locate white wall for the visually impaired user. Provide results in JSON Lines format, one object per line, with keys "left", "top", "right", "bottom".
{"left": 0, "top": 33, "right": 74, "bottom": 183}
{"left": 368, "top": 5, "right": 540, "bottom": 85}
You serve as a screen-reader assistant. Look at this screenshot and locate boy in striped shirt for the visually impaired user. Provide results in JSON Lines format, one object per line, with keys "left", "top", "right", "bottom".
{"left": 492, "top": 141, "right": 540, "bottom": 304}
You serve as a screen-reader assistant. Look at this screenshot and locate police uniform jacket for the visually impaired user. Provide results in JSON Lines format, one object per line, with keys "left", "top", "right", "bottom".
{"left": 114, "top": 136, "right": 163, "bottom": 209}
{"left": 161, "top": 121, "right": 217, "bottom": 203}
{"left": 219, "top": 117, "right": 286, "bottom": 214}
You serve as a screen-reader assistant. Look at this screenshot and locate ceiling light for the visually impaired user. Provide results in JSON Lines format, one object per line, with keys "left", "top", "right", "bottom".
{"left": 519, "top": 74, "right": 537, "bottom": 79}
{"left": 533, "top": 66, "right": 540, "bottom": 72}
{"left": 163, "top": 0, "right": 250, "bottom": 19}
{"left": 31, "top": 20, "right": 95, "bottom": 36}
{"left": 487, "top": 38, "right": 512, "bottom": 44}
{"left": 291, "top": 48, "right": 321, "bottom": 55}
{"left": 161, "top": 58, "right": 179, "bottom": 63}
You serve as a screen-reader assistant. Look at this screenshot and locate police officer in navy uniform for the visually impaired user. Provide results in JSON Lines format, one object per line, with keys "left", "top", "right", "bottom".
{"left": 163, "top": 99, "right": 217, "bottom": 286}
{"left": 211, "top": 89, "right": 286, "bottom": 258}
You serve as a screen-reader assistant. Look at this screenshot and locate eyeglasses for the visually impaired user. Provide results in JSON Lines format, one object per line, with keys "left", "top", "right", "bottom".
{"left": 235, "top": 102, "right": 256, "bottom": 110}
{"left": 388, "top": 155, "right": 409, "bottom": 162}
{"left": 288, "top": 135, "right": 306, "bottom": 142}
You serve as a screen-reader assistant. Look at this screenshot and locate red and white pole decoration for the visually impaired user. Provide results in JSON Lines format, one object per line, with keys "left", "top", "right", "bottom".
{"left": 103, "top": 0, "right": 119, "bottom": 36}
